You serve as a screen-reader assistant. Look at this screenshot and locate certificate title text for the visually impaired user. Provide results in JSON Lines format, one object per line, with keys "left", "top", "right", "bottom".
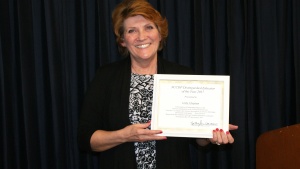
{"left": 171, "top": 86, "right": 215, "bottom": 94}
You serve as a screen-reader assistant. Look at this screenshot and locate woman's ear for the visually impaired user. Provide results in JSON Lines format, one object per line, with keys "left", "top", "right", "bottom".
{"left": 120, "top": 38, "right": 126, "bottom": 47}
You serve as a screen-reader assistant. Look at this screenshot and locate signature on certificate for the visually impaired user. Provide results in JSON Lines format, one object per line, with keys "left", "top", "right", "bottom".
{"left": 191, "top": 120, "right": 218, "bottom": 127}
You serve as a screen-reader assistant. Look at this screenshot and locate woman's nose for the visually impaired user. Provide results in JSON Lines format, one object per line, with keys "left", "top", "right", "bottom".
{"left": 137, "top": 30, "right": 146, "bottom": 41}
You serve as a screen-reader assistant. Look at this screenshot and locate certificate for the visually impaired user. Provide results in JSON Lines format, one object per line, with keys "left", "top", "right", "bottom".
{"left": 151, "top": 74, "right": 230, "bottom": 138}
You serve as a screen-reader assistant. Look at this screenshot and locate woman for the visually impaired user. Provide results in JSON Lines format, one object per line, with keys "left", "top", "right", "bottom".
{"left": 78, "top": 0, "right": 238, "bottom": 168}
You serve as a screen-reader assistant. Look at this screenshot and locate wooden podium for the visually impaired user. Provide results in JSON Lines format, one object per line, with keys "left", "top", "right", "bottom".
{"left": 256, "top": 124, "right": 300, "bottom": 169}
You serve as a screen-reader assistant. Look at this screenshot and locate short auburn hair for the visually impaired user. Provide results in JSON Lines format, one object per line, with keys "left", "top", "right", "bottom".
{"left": 112, "top": 0, "right": 168, "bottom": 56}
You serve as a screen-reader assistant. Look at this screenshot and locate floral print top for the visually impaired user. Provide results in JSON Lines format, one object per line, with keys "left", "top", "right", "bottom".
{"left": 129, "top": 73, "right": 156, "bottom": 169}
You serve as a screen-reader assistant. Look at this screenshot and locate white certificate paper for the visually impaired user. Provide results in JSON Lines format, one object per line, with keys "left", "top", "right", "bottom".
{"left": 151, "top": 74, "right": 230, "bottom": 138}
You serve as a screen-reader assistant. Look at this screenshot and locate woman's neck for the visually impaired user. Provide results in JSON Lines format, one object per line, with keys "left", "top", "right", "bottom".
{"left": 131, "top": 57, "right": 157, "bottom": 75}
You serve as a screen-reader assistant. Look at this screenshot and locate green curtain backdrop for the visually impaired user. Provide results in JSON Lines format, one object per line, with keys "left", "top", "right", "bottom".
{"left": 1, "top": 0, "right": 299, "bottom": 169}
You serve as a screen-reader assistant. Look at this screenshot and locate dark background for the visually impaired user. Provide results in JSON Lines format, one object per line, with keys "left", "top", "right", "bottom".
{"left": 1, "top": 0, "right": 299, "bottom": 169}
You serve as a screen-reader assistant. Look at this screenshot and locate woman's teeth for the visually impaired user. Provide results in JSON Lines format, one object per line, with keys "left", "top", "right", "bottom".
{"left": 136, "top": 44, "right": 150, "bottom": 48}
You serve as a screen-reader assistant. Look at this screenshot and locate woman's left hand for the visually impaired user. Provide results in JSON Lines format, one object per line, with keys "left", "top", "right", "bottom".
{"left": 196, "top": 124, "right": 238, "bottom": 146}
{"left": 209, "top": 124, "right": 238, "bottom": 145}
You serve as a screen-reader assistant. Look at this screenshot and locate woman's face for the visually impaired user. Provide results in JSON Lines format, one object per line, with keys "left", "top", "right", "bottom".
{"left": 121, "top": 15, "right": 161, "bottom": 63}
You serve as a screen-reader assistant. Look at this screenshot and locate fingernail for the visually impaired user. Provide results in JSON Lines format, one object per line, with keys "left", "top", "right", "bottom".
{"left": 216, "top": 128, "right": 219, "bottom": 131}
{"left": 226, "top": 131, "right": 230, "bottom": 134}
{"left": 220, "top": 129, "right": 223, "bottom": 132}
{"left": 159, "top": 131, "right": 163, "bottom": 134}
{"left": 213, "top": 130, "right": 216, "bottom": 132}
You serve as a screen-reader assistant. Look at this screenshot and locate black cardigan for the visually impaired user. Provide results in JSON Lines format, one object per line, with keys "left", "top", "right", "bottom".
{"left": 78, "top": 56, "right": 196, "bottom": 169}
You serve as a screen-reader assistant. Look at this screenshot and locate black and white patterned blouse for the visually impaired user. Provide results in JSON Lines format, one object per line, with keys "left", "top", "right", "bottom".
{"left": 129, "top": 73, "right": 156, "bottom": 169}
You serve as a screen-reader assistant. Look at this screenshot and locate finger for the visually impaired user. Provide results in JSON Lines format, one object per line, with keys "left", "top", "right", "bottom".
{"left": 212, "top": 129, "right": 218, "bottom": 142}
{"left": 217, "top": 129, "right": 223, "bottom": 144}
{"left": 220, "top": 129, "right": 229, "bottom": 144}
{"left": 138, "top": 131, "right": 167, "bottom": 142}
{"left": 229, "top": 124, "right": 238, "bottom": 130}
{"left": 135, "top": 121, "right": 151, "bottom": 129}
{"left": 212, "top": 129, "right": 222, "bottom": 145}
{"left": 147, "top": 135, "right": 167, "bottom": 141}
{"left": 136, "top": 128, "right": 162, "bottom": 135}
{"left": 225, "top": 131, "right": 235, "bottom": 143}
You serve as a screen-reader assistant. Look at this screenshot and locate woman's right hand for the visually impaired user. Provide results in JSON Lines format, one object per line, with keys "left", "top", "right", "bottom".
{"left": 90, "top": 122, "right": 167, "bottom": 152}
{"left": 122, "top": 121, "right": 167, "bottom": 142}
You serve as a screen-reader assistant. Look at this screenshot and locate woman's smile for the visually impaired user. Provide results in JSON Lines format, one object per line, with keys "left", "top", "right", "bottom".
{"left": 135, "top": 43, "right": 151, "bottom": 49}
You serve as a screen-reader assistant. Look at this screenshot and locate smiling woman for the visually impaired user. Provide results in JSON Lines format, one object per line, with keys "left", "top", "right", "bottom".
{"left": 77, "top": 0, "right": 237, "bottom": 169}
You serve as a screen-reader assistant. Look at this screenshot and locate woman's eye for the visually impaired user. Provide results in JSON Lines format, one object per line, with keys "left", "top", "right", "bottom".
{"left": 146, "top": 25, "right": 154, "bottom": 30}
{"left": 128, "top": 29, "right": 135, "bottom": 33}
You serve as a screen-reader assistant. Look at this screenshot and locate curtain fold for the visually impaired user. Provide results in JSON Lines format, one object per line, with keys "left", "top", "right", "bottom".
{"left": 0, "top": 0, "right": 299, "bottom": 169}
{"left": 293, "top": 0, "right": 300, "bottom": 120}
